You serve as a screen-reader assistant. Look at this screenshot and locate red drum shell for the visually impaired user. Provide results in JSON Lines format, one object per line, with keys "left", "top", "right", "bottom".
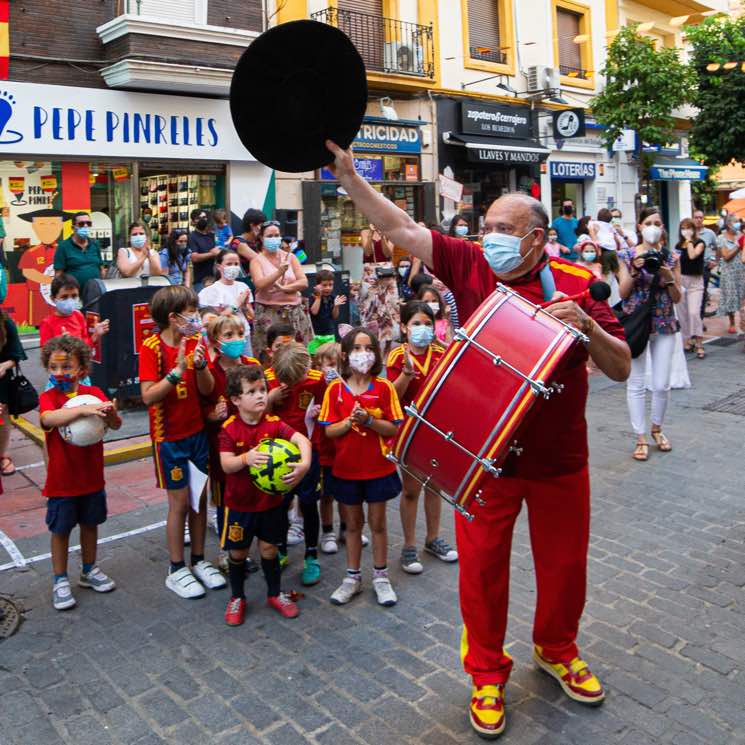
{"left": 392, "top": 286, "right": 580, "bottom": 510}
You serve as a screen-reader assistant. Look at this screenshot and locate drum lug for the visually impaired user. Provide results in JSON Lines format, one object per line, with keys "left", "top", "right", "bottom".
{"left": 550, "top": 382, "right": 565, "bottom": 394}
{"left": 509, "top": 441, "right": 523, "bottom": 457}
{"left": 480, "top": 458, "right": 502, "bottom": 478}
{"left": 474, "top": 490, "right": 486, "bottom": 507}
{"left": 531, "top": 380, "right": 553, "bottom": 399}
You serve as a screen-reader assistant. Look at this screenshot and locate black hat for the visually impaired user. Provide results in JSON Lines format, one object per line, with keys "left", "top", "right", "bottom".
{"left": 230, "top": 20, "right": 367, "bottom": 173}
{"left": 17, "top": 207, "right": 67, "bottom": 222}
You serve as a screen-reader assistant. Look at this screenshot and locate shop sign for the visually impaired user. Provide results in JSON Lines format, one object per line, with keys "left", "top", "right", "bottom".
{"left": 649, "top": 164, "right": 708, "bottom": 181}
{"left": 112, "top": 167, "right": 129, "bottom": 182}
{"left": 40, "top": 175, "right": 57, "bottom": 192}
{"left": 352, "top": 121, "right": 421, "bottom": 153}
{"left": 550, "top": 161, "right": 596, "bottom": 179}
{"left": 0, "top": 81, "right": 253, "bottom": 161}
{"left": 643, "top": 141, "right": 682, "bottom": 156}
{"left": 405, "top": 164, "right": 418, "bottom": 181}
{"left": 552, "top": 109, "right": 586, "bottom": 139}
{"left": 460, "top": 102, "right": 532, "bottom": 139}
{"left": 468, "top": 148, "right": 545, "bottom": 164}
{"left": 320, "top": 157, "right": 384, "bottom": 181}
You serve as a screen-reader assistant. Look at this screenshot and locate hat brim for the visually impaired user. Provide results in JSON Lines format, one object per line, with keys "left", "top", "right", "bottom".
{"left": 230, "top": 20, "right": 368, "bottom": 173}
{"left": 17, "top": 208, "right": 68, "bottom": 222}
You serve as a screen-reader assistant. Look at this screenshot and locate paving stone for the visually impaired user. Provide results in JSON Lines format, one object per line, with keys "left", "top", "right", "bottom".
{"left": 8, "top": 716, "right": 65, "bottom": 745}
{"left": 38, "top": 683, "right": 86, "bottom": 718}
{"left": 605, "top": 671, "right": 668, "bottom": 708}
{"left": 679, "top": 644, "right": 738, "bottom": 675}
{"left": 265, "top": 723, "right": 312, "bottom": 745}
{"left": 136, "top": 690, "right": 189, "bottom": 728}
{"left": 63, "top": 714, "right": 114, "bottom": 745}
{"left": 105, "top": 705, "right": 153, "bottom": 743}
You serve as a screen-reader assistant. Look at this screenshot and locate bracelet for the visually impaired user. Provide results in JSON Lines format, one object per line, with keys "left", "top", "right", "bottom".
{"left": 364, "top": 414, "right": 374, "bottom": 427}
{"left": 194, "top": 359, "right": 208, "bottom": 371}
{"left": 166, "top": 368, "right": 182, "bottom": 385}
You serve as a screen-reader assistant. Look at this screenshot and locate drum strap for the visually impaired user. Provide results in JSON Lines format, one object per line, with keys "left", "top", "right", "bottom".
{"left": 539, "top": 263, "right": 556, "bottom": 302}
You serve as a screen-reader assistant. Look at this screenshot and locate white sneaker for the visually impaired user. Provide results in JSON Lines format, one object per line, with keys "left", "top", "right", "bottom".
{"left": 78, "top": 566, "right": 116, "bottom": 592}
{"left": 184, "top": 523, "right": 191, "bottom": 546}
{"left": 52, "top": 578, "right": 76, "bottom": 611}
{"left": 361, "top": 533, "right": 369, "bottom": 548}
{"left": 373, "top": 576, "right": 397, "bottom": 607}
{"left": 165, "top": 566, "right": 205, "bottom": 599}
{"left": 287, "top": 520, "right": 305, "bottom": 546}
{"left": 192, "top": 560, "right": 227, "bottom": 590}
{"left": 320, "top": 531, "right": 338, "bottom": 554}
{"left": 401, "top": 546, "right": 424, "bottom": 575}
{"left": 330, "top": 576, "right": 362, "bottom": 605}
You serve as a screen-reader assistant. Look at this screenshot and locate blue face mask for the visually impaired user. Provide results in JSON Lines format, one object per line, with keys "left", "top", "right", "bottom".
{"left": 220, "top": 339, "right": 245, "bottom": 359}
{"left": 482, "top": 229, "right": 536, "bottom": 276}
{"left": 55, "top": 298, "right": 81, "bottom": 316}
{"left": 49, "top": 373, "right": 74, "bottom": 392}
{"left": 409, "top": 325, "right": 434, "bottom": 347}
{"left": 75, "top": 226, "right": 90, "bottom": 240}
{"left": 131, "top": 234, "right": 147, "bottom": 249}
{"left": 263, "top": 236, "right": 281, "bottom": 252}
{"left": 454, "top": 224, "right": 469, "bottom": 237}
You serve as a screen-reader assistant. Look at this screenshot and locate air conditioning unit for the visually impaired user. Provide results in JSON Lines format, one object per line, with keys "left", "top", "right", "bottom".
{"left": 526, "top": 65, "right": 561, "bottom": 93}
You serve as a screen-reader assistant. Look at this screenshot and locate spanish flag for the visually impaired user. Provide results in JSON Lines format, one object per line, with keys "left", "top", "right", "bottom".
{"left": 0, "top": 1, "right": 8, "bottom": 80}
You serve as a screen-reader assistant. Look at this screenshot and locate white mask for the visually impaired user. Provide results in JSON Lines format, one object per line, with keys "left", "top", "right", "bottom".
{"left": 641, "top": 225, "right": 662, "bottom": 245}
{"left": 681, "top": 229, "right": 694, "bottom": 241}
{"left": 348, "top": 350, "right": 375, "bottom": 374}
{"left": 223, "top": 265, "right": 240, "bottom": 281}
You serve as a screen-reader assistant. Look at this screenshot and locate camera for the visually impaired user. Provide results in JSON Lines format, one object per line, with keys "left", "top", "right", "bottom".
{"left": 642, "top": 250, "right": 662, "bottom": 274}
{"left": 374, "top": 266, "right": 396, "bottom": 279}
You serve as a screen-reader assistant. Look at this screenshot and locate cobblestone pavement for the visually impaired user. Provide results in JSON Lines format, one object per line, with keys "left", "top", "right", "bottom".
{"left": 1, "top": 339, "right": 745, "bottom": 745}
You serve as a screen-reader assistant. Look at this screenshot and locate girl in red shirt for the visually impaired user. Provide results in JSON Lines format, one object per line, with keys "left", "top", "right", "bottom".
{"left": 387, "top": 301, "right": 457, "bottom": 575}
{"left": 319, "top": 328, "right": 403, "bottom": 608}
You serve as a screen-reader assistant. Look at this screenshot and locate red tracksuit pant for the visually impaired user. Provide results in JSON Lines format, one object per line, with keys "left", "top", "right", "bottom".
{"left": 455, "top": 466, "right": 590, "bottom": 686}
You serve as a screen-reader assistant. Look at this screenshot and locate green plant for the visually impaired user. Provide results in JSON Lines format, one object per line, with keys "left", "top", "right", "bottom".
{"left": 685, "top": 12, "right": 745, "bottom": 167}
{"left": 591, "top": 25, "right": 693, "bottom": 151}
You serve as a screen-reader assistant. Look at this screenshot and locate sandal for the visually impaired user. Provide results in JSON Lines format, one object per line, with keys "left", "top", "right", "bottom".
{"left": 684, "top": 341, "right": 695, "bottom": 353}
{"left": 728, "top": 325, "right": 737, "bottom": 334}
{"left": 696, "top": 347, "right": 705, "bottom": 359}
{"left": 0, "top": 456, "right": 15, "bottom": 476}
{"left": 650, "top": 430, "right": 672, "bottom": 452}
{"left": 633, "top": 442, "right": 649, "bottom": 461}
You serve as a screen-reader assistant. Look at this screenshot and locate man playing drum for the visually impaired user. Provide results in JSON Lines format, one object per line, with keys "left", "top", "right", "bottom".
{"left": 326, "top": 141, "right": 630, "bottom": 739}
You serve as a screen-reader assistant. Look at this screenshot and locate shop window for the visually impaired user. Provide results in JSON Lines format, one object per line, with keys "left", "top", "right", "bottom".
{"left": 553, "top": 0, "right": 593, "bottom": 87}
{"left": 462, "top": 0, "right": 515, "bottom": 74}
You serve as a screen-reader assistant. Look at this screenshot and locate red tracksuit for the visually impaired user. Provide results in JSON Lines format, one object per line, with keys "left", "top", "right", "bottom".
{"left": 430, "top": 230, "right": 626, "bottom": 685}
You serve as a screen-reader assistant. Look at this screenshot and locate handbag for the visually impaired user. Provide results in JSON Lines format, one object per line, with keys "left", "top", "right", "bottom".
{"left": 6, "top": 364, "right": 39, "bottom": 416}
{"left": 613, "top": 280, "right": 659, "bottom": 359}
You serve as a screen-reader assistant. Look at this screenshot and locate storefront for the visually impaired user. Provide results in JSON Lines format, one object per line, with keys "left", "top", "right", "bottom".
{"left": 0, "top": 81, "right": 271, "bottom": 327}
{"left": 301, "top": 117, "right": 435, "bottom": 269}
{"left": 435, "top": 96, "right": 549, "bottom": 233}
{"left": 548, "top": 160, "right": 598, "bottom": 218}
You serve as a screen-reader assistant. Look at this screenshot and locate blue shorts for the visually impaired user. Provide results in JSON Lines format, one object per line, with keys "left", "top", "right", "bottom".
{"left": 154, "top": 431, "right": 209, "bottom": 490}
{"left": 291, "top": 450, "right": 321, "bottom": 505}
{"left": 220, "top": 504, "right": 285, "bottom": 550}
{"left": 46, "top": 490, "right": 107, "bottom": 535}
{"left": 333, "top": 472, "right": 402, "bottom": 506}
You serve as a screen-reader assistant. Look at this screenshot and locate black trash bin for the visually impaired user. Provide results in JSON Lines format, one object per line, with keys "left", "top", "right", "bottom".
{"left": 83, "top": 276, "right": 171, "bottom": 399}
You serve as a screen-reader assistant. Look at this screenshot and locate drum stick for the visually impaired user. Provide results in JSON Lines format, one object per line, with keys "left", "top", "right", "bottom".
{"left": 538, "top": 281, "right": 610, "bottom": 309}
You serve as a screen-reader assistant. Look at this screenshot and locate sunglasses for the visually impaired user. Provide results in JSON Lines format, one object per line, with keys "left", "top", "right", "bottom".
{"left": 261, "top": 220, "right": 280, "bottom": 228}
{"left": 75, "top": 221, "right": 93, "bottom": 227}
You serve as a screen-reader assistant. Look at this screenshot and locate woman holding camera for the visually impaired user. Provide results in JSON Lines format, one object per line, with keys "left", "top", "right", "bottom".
{"left": 618, "top": 207, "right": 681, "bottom": 461}
{"left": 715, "top": 215, "right": 745, "bottom": 335}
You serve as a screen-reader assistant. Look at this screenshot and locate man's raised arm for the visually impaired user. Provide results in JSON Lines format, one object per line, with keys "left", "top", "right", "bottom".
{"left": 326, "top": 140, "right": 433, "bottom": 266}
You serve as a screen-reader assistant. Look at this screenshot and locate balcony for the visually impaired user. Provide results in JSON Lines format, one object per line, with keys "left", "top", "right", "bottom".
{"left": 559, "top": 64, "right": 589, "bottom": 80}
{"left": 96, "top": 0, "right": 261, "bottom": 95}
{"left": 311, "top": 7, "right": 435, "bottom": 80}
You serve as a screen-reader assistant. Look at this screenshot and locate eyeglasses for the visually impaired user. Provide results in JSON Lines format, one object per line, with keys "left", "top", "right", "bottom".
{"left": 261, "top": 220, "right": 280, "bottom": 228}
{"left": 76, "top": 221, "right": 93, "bottom": 227}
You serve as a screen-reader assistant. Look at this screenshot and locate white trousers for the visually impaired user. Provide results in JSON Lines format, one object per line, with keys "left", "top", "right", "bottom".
{"left": 627, "top": 333, "right": 676, "bottom": 435}
{"left": 676, "top": 274, "right": 704, "bottom": 341}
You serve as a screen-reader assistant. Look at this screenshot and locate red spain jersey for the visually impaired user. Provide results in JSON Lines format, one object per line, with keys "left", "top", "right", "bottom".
{"left": 429, "top": 230, "right": 625, "bottom": 478}
{"left": 319, "top": 377, "right": 404, "bottom": 480}
{"left": 40, "top": 310, "right": 93, "bottom": 348}
{"left": 203, "top": 355, "right": 261, "bottom": 482}
{"left": 386, "top": 342, "right": 446, "bottom": 409}
{"left": 265, "top": 367, "right": 326, "bottom": 448}
{"left": 218, "top": 413, "right": 297, "bottom": 512}
{"left": 40, "top": 385, "right": 108, "bottom": 497}
{"left": 139, "top": 333, "right": 204, "bottom": 443}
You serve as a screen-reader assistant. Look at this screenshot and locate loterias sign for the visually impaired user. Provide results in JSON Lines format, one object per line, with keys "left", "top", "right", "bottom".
{"left": 460, "top": 102, "right": 532, "bottom": 139}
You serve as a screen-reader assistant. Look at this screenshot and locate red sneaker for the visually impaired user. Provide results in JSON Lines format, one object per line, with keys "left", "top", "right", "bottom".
{"left": 469, "top": 684, "right": 506, "bottom": 739}
{"left": 224, "top": 596, "right": 246, "bottom": 626}
{"left": 266, "top": 592, "right": 300, "bottom": 618}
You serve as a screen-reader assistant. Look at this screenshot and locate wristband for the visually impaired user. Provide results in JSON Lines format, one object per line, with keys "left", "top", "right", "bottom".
{"left": 194, "top": 359, "right": 208, "bottom": 371}
{"left": 166, "top": 368, "right": 182, "bottom": 385}
{"left": 364, "top": 414, "right": 374, "bottom": 427}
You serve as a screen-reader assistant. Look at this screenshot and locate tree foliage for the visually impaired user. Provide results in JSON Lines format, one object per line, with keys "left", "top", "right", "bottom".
{"left": 591, "top": 25, "right": 693, "bottom": 150}
{"left": 686, "top": 13, "right": 745, "bottom": 168}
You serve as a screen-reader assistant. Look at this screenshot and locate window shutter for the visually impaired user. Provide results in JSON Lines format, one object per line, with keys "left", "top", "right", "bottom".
{"left": 338, "top": 0, "right": 382, "bottom": 15}
{"left": 138, "top": 0, "right": 199, "bottom": 24}
{"left": 468, "top": 0, "right": 503, "bottom": 64}
{"left": 557, "top": 9, "right": 582, "bottom": 74}
{"left": 337, "top": 0, "right": 385, "bottom": 71}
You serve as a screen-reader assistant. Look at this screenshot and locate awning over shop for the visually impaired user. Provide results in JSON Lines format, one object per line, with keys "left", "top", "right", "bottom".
{"left": 649, "top": 157, "right": 708, "bottom": 182}
{"left": 443, "top": 132, "right": 550, "bottom": 165}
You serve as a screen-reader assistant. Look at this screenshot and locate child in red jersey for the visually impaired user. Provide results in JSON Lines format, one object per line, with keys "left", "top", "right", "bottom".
{"left": 265, "top": 342, "right": 326, "bottom": 585}
{"left": 139, "top": 285, "right": 226, "bottom": 600}
{"left": 320, "top": 327, "right": 403, "bottom": 608}
{"left": 203, "top": 314, "right": 260, "bottom": 559}
{"left": 262, "top": 322, "right": 295, "bottom": 368}
{"left": 219, "top": 365, "right": 311, "bottom": 626}
{"left": 387, "top": 300, "right": 457, "bottom": 575}
{"left": 40, "top": 274, "right": 110, "bottom": 350}
{"left": 39, "top": 335, "right": 121, "bottom": 611}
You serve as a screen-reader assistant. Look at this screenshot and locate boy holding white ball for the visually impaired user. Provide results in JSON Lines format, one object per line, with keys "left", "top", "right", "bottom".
{"left": 39, "top": 335, "right": 121, "bottom": 611}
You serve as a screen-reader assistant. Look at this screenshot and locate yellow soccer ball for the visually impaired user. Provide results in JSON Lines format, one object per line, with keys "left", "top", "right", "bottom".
{"left": 249, "top": 438, "right": 301, "bottom": 495}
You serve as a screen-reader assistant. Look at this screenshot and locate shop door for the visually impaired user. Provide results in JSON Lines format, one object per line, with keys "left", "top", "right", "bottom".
{"left": 337, "top": 0, "right": 385, "bottom": 73}
{"left": 551, "top": 181, "right": 585, "bottom": 220}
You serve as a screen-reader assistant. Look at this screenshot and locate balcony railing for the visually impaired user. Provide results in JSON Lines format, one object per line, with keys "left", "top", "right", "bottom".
{"left": 311, "top": 7, "right": 435, "bottom": 79}
{"left": 559, "top": 64, "right": 589, "bottom": 80}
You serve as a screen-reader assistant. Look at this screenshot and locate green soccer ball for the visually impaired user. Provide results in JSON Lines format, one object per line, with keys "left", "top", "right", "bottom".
{"left": 249, "top": 438, "right": 301, "bottom": 495}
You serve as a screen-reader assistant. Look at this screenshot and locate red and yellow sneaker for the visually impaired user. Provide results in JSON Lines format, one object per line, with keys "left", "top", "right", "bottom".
{"left": 469, "top": 684, "right": 506, "bottom": 739}
{"left": 224, "top": 596, "right": 246, "bottom": 627}
{"left": 533, "top": 647, "right": 605, "bottom": 705}
{"left": 267, "top": 592, "right": 300, "bottom": 618}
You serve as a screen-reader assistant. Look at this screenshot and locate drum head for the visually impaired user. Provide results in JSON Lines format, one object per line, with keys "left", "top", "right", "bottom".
{"left": 230, "top": 20, "right": 368, "bottom": 173}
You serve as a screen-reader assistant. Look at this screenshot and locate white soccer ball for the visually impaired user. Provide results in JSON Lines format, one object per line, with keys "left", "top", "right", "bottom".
{"left": 59, "top": 394, "right": 107, "bottom": 447}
